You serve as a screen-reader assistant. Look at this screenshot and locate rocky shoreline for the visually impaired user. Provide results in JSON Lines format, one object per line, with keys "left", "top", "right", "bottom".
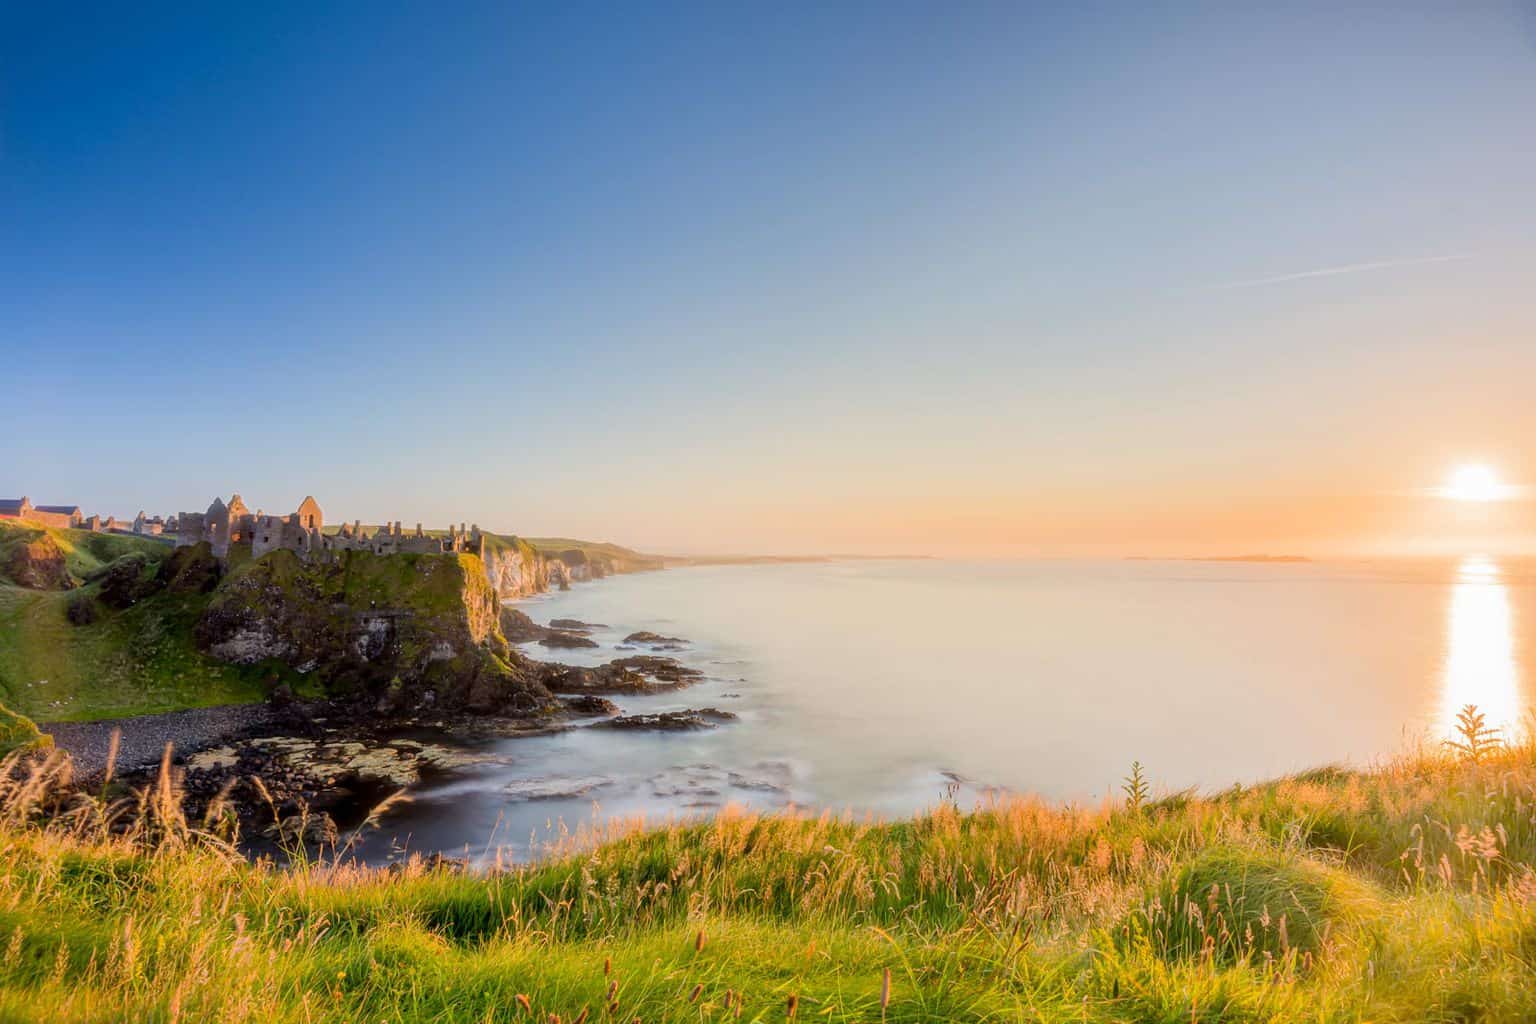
{"left": 43, "top": 613, "right": 730, "bottom": 851}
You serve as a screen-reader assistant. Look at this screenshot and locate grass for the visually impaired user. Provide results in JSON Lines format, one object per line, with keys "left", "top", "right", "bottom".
{"left": 0, "top": 705, "right": 47, "bottom": 756}
{"left": 522, "top": 537, "right": 665, "bottom": 570}
{"left": 0, "top": 521, "right": 169, "bottom": 584}
{"left": 0, "top": 725, "right": 1534, "bottom": 1021}
{"left": 0, "top": 583, "right": 271, "bottom": 721}
{"left": 0, "top": 522, "right": 269, "bottom": 722}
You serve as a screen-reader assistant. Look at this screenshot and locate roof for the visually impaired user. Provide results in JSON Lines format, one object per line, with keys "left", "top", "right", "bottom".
{"left": 0, "top": 499, "right": 26, "bottom": 515}
{"left": 35, "top": 505, "right": 81, "bottom": 515}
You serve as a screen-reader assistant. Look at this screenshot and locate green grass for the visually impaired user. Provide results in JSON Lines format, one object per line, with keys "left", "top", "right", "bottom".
{"left": 523, "top": 537, "right": 665, "bottom": 569}
{"left": 0, "top": 521, "right": 169, "bottom": 585}
{"left": 0, "top": 524, "right": 270, "bottom": 721}
{"left": 0, "top": 583, "right": 270, "bottom": 721}
{"left": 0, "top": 704, "right": 48, "bottom": 756}
{"left": 0, "top": 736, "right": 1534, "bottom": 1022}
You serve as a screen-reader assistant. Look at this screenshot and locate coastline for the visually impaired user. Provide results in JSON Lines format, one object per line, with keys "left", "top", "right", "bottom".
{"left": 40, "top": 589, "right": 726, "bottom": 850}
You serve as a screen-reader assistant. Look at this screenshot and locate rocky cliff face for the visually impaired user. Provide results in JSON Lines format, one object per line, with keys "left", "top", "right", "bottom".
{"left": 480, "top": 538, "right": 554, "bottom": 599}
{"left": 196, "top": 547, "right": 551, "bottom": 713}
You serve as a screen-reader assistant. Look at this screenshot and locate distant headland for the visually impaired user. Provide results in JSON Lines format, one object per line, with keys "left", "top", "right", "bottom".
{"left": 1125, "top": 553, "right": 1312, "bottom": 563}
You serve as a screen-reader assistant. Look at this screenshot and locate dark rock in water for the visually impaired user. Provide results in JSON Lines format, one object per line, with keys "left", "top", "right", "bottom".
{"left": 269, "top": 811, "right": 338, "bottom": 846}
{"left": 498, "top": 607, "right": 548, "bottom": 642}
{"left": 624, "top": 630, "right": 687, "bottom": 647}
{"left": 597, "top": 708, "right": 737, "bottom": 731}
{"left": 550, "top": 618, "right": 608, "bottom": 631}
{"left": 537, "top": 655, "right": 702, "bottom": 695}
{"left": 504, "top": 774, "right": 614, "bottom": 800}
{"left": 538, "top": 631, "right": 599, "bottom": 649}
{"left": 559, "top": 694, "right": 619, "bottom": 715}
{"left": 607, "top": 656, "right": 703, "bottom": 685}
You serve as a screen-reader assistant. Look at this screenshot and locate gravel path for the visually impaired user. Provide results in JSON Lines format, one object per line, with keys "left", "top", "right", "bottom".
{"left": 43, "top": 704, "right": 279, "bottom": 782}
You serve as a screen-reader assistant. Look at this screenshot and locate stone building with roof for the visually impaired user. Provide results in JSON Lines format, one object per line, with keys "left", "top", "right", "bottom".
{"left": 0, "top": 497, "right": 83, "bottom": 529}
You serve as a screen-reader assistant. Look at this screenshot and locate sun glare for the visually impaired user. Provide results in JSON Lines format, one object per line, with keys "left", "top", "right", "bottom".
{"left": 1443, "top": 464, "right": 1506, "bottom": 502}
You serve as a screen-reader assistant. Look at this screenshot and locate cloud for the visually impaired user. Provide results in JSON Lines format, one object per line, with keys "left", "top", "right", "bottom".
{"left": 1206, "top": 253, "right": 1475, "bottom": 291}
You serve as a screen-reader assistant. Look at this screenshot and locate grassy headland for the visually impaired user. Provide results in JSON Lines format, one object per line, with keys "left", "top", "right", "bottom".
{"left": 524, "top": 537, "right": 667, "bottom": 574}
{"left": 0, "top": 520, "right": 647, "bottom": 725}
{"left": 0, "top": 731, "right": 1533, "bottom": 1022}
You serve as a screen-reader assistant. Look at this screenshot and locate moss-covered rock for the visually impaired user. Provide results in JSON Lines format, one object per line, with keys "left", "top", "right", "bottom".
{"left": 2, "top": 532, "right": 73, "bottom": 590}
{"left": 96, "top": 552, "right": 160, "bottom": 609}
{"left": 196, "top": 549, "right": 550, "bottom": 713}
{"left": 64, "top": 591, "right": 98, "bottom": 626}
{"left": 157, "top": 542, "right": 222, "bottom": 594}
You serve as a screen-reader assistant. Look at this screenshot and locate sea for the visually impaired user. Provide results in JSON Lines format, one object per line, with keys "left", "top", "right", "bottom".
{"left": 349, "top": 556, "right": 1534, "bottom": 864}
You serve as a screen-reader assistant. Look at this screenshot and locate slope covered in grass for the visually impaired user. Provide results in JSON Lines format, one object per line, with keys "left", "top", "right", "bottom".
{"left": 0, "top": 738, "right": 1534, "bottom": 1022}
{"left": 0, "top": 527, "right": 272, "bottom": 721}
{"left": 0, "top": 576, "right": 271, "bottom": 721}
{"left": 523, "top": 537, "right": 666, "bottom": 572}
{"left": 0, "top": 520, "right": 168, "bottom": 586}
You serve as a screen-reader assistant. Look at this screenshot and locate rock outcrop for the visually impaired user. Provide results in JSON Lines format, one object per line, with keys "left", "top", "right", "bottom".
{"left": 534, "top": 654, "right": 703, "bottom": 695}
{"left": 596, "top": 708, "right": 737, "bottom": 731}
{"left": 479, "top": 536, "right": 556, "bottom": 599}
{"left": 2, "top": 533, "right": 73, "bottom": 590}
{"left": 195, "top": 547, "right": 550, "bottom": 714}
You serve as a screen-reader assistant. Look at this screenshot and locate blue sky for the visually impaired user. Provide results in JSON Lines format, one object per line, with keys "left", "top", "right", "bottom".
{"left": 4, "top": 3, "right": 1535, "bottom": 554}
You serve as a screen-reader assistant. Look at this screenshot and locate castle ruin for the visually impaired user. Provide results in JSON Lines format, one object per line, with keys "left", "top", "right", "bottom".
{"left": 175, "top": 494, "right": 487, "bottom": 562}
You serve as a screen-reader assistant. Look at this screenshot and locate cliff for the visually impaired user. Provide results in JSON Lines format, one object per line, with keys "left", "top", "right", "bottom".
{"left": 0, "top": 518, "right": 659, "bottom": 723}
{"left": 522, "top": 537, "right": 666, "bottom": 582}
{"left": 478, "top": 533, "right": 556, "bottom": 599}
{"left": 314, "top": 528, "right": 660, "bottom": 601}
{"left": 197, "top": 546, "right": 550, "bottom": 713}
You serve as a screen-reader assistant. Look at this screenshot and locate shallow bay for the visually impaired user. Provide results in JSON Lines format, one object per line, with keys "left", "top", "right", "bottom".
{"left": 355, "top": 556, "right": 1535, "bottom": 863}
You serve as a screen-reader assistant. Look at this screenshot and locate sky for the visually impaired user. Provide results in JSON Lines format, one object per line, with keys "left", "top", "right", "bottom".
{"left": 4, "top": 2, "right": 1536, "bottom": 556}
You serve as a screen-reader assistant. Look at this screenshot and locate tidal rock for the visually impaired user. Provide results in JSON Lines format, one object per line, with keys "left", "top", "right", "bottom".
{"left": 606, "top": 656, "right": 702, "bottom": 685}
{"left": 550, "top": 618, "right": 608, "bottom": 631}
{"left": 537, "top": 655, "right": 702, "bottom": 695}
{"left": 559, "top": 694, "right": 620, "bottom": 715}
{"left": 538, "top": 631, "right": 599, "bottom": 649}
{"left": 596, "top": 708, "right": 737, "bottom": 731}
{"left": 503, "top": 774, "right": 614, "bottom": 801}
{"left": 498, "top": 607, "right": 548, "bottom": 642}
{"left": 623, "top": 631, "right": 687, "bottom": 648}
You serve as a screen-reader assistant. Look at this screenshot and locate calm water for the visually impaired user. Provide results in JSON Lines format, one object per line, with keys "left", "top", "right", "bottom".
{"left": 354, "top": 556, "right": 1535, "bottom": 863}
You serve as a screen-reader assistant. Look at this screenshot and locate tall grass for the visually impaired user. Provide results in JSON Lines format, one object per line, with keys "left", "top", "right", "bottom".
{"left": 0, "top": 719, "right": 1534, "bottom": 1021}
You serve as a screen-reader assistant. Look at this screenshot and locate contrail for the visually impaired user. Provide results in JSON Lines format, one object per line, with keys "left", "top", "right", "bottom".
{"left": 1207, "top": 253, "right": 1474, "bottom": 291}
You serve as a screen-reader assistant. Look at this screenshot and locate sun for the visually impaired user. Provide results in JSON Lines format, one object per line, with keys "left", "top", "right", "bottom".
{"left": 1443, "top": 464, "right": 1506, "bottom": 502}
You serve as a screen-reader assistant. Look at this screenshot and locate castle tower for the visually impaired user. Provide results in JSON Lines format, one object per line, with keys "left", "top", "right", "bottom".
{"left": 296, "top": 496, "right": 323, "bottom": 532}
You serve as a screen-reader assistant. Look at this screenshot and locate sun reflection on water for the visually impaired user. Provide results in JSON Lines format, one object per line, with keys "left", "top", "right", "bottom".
{"left": 1440, "top": 556, "right": 1524, "bottom": 744}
